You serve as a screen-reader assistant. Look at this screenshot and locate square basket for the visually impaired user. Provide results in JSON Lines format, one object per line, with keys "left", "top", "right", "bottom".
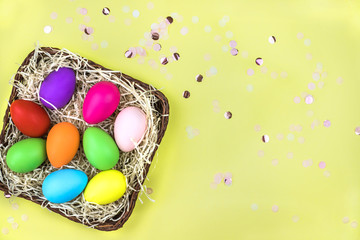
{"left": 0, "top": 47, "right": 169, "bottom": 231}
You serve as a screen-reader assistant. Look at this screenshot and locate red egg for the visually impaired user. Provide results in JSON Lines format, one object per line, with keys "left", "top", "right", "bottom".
{"left": 10, "top": 100, "right": 51, "bottom": 137}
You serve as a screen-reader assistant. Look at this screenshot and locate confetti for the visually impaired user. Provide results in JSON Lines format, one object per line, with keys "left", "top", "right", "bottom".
{"left": 229, "top": 40, "right": 237, "bottom": 48}
{"left": 151, "top": 32, "right": 160, "bottom": 40}
{"left": 305, "top": 95, "right": 314, "bottom": 104}
{"left": 79, "top": 8, "right": 87, "bottom": 15}
{"left": 100, "top": 40, "right": 108, "bottom": 48}
{"left": 304, "top": 39, "right": 311, "bottom": 46}
{"left": 268, "top": 36, "right": 276, "bottom": 44}
{"left": 280, "top": 71, "right": 288, "bottom": 78}
{"left": 271, "top": 72, "right": 278, "bottom": 79}
{"left": 43, "top": 25, "right": 52, "bottom": 34}
{"left": 336, "top": 77, "right": 344, "bottom": 85}
{"left": 261, "top": 66, "right": 268, "bottom": 73}
{"left": 225, "top": 31, "right": 233, "bottom": 39}
{"left": 50, "top": 12, "right": 58, "bottom": 19}
{"left": 294, "top": 96, "right": 301, "bottom": 104}
{"left": 153, "top": 43, "right": 161, "bottom": 51}
{"left": 124, "top": 18, "right": 132, "bottom": 26}
{"left": 287, "top": 152, "right": 294, "bottom": 159}
{"left": 272, "top": 205, "right": 279, "bottom": 213}
{"left": 312, "top": 72, "right": 320, "bottom": 81}
{"left": 272, "top": 159, "right": 279, "bottom": 166}
{"left": 166, "top": 16, "right": 173, "bottom": 24}
{"left": 1, "top": 228, "right": 9, "bottom": 235}
{"left": 292, "top": 216, "right": 300, "bottom": 222}
{"left": 91, "top": 43, "right": 99, "bottom": 50}
{"left": 214, "top": 173, "right": 223, "bottom": 184}
{"left": 108, "top": 15, "right": 115, "bottom": 22}
{"left": 214, "top": 35, "right": 222, "bottom": 42}
{"left": 224, "top": 111, "right": 232, "bottom": 119}
{"left": 254, "top": 125, "right": 261, "bottom": 131}
{"left": 277, "top": 134, "right": 284, "bottom": 140}
{"left": 224, "top": 176, "right": 232, "bottom": 186}
{"left": 65, "top": 17, "right": 73, "bottom": 23}
{"left": 298, "top": 136, "right": 305, "bottom": 144}
{"left": 192, "top": 16, "right": 199, "bottom": 24}
{"left": 319, "top": 161, "right": 326, "bottom": 169}
{"left": 146, "top": 188, "right": 153, "bottom": 194}
{"left": 12, "top": 203, "right": 19, "bottom": 210}
{"left": 132, "top": 10, "right": 140, "bottom": 18}
{"left": 84, "top": 27, "right": 93, "bottom": 35}
{"left": 262, "top": 135, "right": 269, "bottom": 143}
{"left": 160, "top": 57, "right": 168, "bottom": 65}
{"left": 255, "top": 58, "right": 263, "bottom": 66}
{"left": 323, "top": 170, "right": 331, "bottom": 177}
{"left": 246, "top": 84, "right": 254, "bottom": 92}
{"left": 204, "top": 25, "right": 212, "bottom": 33}
{"left": 302, "top": 159, "right": 313, "bottom": 168}
{"left": 183, "top": 90, "right": 190, "bottom": 98}
{"left": 12, "top": 222, "right": 19, "bottom": 230}
{"left": 125, "top": 50, "right": 134, "bottom": 58}
{"left": 251, "top": 203, "right": 258, "bottom": 211}
{"left": 258, "top": 150, "right": 265, "bottom": 157}
{"left": 355, "top": 127, "right": 360, "bottom": 135}
{"left": 323, "top": 120, "right": 331, "bottom": 128}
{"left": 180, "top": 27, "right": 188, "bottom": 35}
{"left": 84, "top": 15, "right": 91, "bottom": 23}
{"left": 351, "top": 221, "right": 358, "bottom": 228}
{"left": 147, "top": 2, "right": 154, "bottom": 10}
{"left": 247, "top": 68, "right": 254, "bottom": 76}
{"left": 122, "top": 6, "right": 130, "bottom": 13}
{"left": 308, "top": 82, "right": 316, "bottom": 90}
{"left": 230, "top": 48, "right": 238, "bottom": 56}
{"left": 21, "top": 214, "right": 28, "bottom": 222}
{"left": 7, "top": 217, "right": 14, "bottom": 223}
{"left": 196, "top": 74, "right": 203, "bottom": 82}
{"left": 297, "top": 32, "right": 304, "bottom": 39}
{"left": 342, "top": 217, "right": 350, "bottom": 224}
{"left": 102, "top": 7, "right": 110, "bottom": 15}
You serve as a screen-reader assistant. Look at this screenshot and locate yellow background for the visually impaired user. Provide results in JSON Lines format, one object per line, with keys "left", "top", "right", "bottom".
{"left": 1, "top": 0, "right": 360, "bottom": 239}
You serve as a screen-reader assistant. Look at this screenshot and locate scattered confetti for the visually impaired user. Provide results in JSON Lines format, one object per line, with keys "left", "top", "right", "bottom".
{"left": 297, "top": 32, "right": 304, "bottom": 39}
{"left": 254, "top": 125, "right": 261, "bottom": 132}
{"left": 65, "top": 17, "right": 73, "bottom": 23}
{"left": 270, "top": 72, "right": 278, "bottom": 79}
{"left": 255, "top": 58, "right": 263, "bottom": 66}
{"left": 319, "top": 161, "right": 326, "bottom": 169}
{"left": 302, "top": 159, "right": 313, "bottom": 168}
{"left": 186, "top": 126, "right": 199, "bottom": 139}
{"left": 79, "top": 8, "right": 87, "bottom": 15}
{"left": 277, "top": 134, "right": 284, "bottom": 140}
{"left": 84, "top": 27, "right": 93, "bottom": 35}
{"left": 108, "top": 15, "right": 116, "bottom": 22}
{"left": 312, "top": 72, "right": 320, "bottom": 81}
{"left": 209, "top": 66, "right": 217, "bottom": 75}
{"left": 323, "top": 170, "right": 331, "bottom": 177}
{"left": 323, "top": 120, "right": 331, "bottom": 128}
{"left": 343, "top": 217, "right": 350, "bottom": 224}
{"left": 204, "top": 25, "right": 212, "bottom": 33}
{"left": 146, "top": 188, "right": 153, "bottom": 194}
{"left": 21, "top": 214, "right": 28, "bottom": 222}
{"left": 214, "top": 173, "right": 223, "bottom": 184}
{"left": 272, "top": 159, "right": 279, "bottom": 166}
{"left": 132, "top": 10, "right": 140, "bottom": 18}
{"left": 84, "top": 15, "right": 91, "bottom": 23}
{"left": 196, "top": 74, "right": 203, "bottom": 82}
{"left": 180, "top": 27, "right": 189, "bottom": 35}
{"left": 160, "top": 57, "right": 168, "bottom": 65}
{"left": 43, "top": 25, "right": 52, "bottom": 34}
{"left": 287, "top": 152, "right": 294, "bottom": 159}
{"left": 247, "top": 68, "right": 254, "bottom": 76}
{"left": 258, "top": 150, "right": 265, "bottom": 157}
{"left": 91, "top": 43, "right": 99, "bottom": 50}
{"left": 214, "top": 35, "right": 221, "bottom": 42}
{"left": 224, "top": 111, "right": 232, "bottom": 119}
{"left": 318, "top": 81, "right": 324, "bottom": 88}
{"left": 351, "top": 221, "right": 358, "bottom": 228}
{"left": 204, "top": 53, "right": 211, "bottom": 61}
{"left": 50, "top": 12, "right": 58, "bottom": 19}
{"left": 280, "top": 72, "right": 288, "bottom": 78}
{"left": 294, "top": 96, "right": 301, "bottom": 104}
{"left": 125, "top": 50, "right": 134, "bottom": 58}
{"left": 151, "top": 32, "right": 159, "bottom": 40}
{"left": 308, "top": 82, "right": 316, "bottom": 90}
{"left": 336, "top": 77, "right": 344, "bottom": 85}
{"left": 183, "top": 90, "right": 190, "bottom": 98}
{"left": 7, "top": 217, "right": 14, "bottom": 223}
{"left": 298, "top": 136, "right": 305, "bottom": 144}
{"left": 306, "top": 53, "right": 313, "bottom": 60}
{"left": 292, "top": 216, "right": 300, "bottom": 222}
{"left": 100, "top": 40, "right": 108, "bottom": 48}
{"left": 166, "top": 16, "right": 174, "bottom": 24}
{"left": 272, "top": 205, "right": 279, "bottom": 213}
{"left": 246, "top": 84, "right": 254, "bottom": 92}
{"left": 251, "top": 203, "right": 258, "bottom": 211}
{"left": 304, "top": 39, "right": 311, "bottom": 46}
{"left": 241, "top": 51, "right": 249, "bottom": 58}
{"left": 153, "top": 43, "right": 161, "bottom": 51}
{"left": 124, "top": 18, "right": 132, "bottom": 26}
{"left": 262, "top": 135, "right": 269, "bottom": 143}
{"left": 230, "top": 48, "right": 238, "bottom": 56}
{"left": 229, "top": 40, "right": 237, "bottom": 48}
{"left": 221, "top": 45, "right": 229, "bottom": 52}
{"left": 305, "top": 95, "right": 314, "bottom": 104}
{"left": 261, "top": 66, "right": 268, "bottom": 73}
{"left": 192, "top": 16, "right": 199, "bottom": 24}
{"left": 122, "top": 6, "right": 130, "bottom": 13}
{"left": 4, "top": 192, "right": 11, "bottom": 198}
{"left": 224, "top": 173, "right": 232, "bottom": 186}
{"left": 12, "top": 203, "right": 19, "bottom": 210}
{"left": 212, "top": 100, "right": 220, "bottom": 113}
{"left": 225, "top": 31, "right": 233, "bottom": 39}
{"left": 2, "top": 228, "right": 9, "bottom": 235}
{"left": 355, "top": 127, "right": 360, "bottom": 135}
{"left": 102, "top": 7, "right": 110, "bottom": 15}
{"left": 12, "top": 222, "right": 19, "bottom": 230}
{"left": 147, "top": 2, "right": 154, "bottom": 10}
{"left": 268, "top": 36, "right": 276, "bottom": 44}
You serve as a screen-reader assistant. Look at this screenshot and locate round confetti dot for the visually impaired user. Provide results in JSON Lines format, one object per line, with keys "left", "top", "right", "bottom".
{"left": 218, "top": 19, "right": 226, "bottom": 27}
{"left": 319, "top": 161, "right": 326, "bottom": 169}
{"left": 316, "top": 62, "right": 323, "bottom": 70}
{"left": 165, "top": 73, "right": 173, "bottom": 80}
{"left": 214, "top": 35, "right": 221, "bottom": 42}
{"left": 307, "top": 110, "right": 314, "bottom": 117}
{"left": 230, "top": 48, "right": 238, "bottom": 56}
{"left": 7, "top": 217, "right": 14, "bottom": 223}
{"left": 277, "top": 134, "right": 284, "bottom": 140}
{"left": 124, "top": 18, "right": 132, "bottom": 26}
{"left": 336, "top": 77, "right": 344, "bottom": 85}
{"left": 12, "top": 222, "right": 18, "bottom": 230}
{"left": 287, "top": 133, "right": 294, "bottom": 141}
{"left": 222, "top": 45, "right": 229, "bottom": 52}
{"left": 160, "top": 57, "right": 168, "bottom": 65}
{"left": 12, "top": 203, "right": 19, "bottom": 210}
{"left": 280, "top": 72, "right": 288, "bottom": 78}
{"left": 355, "top": 127, "right": 360, "bottom": 135}
{"left": 214, "top": 173, "right": 223, "bottom": 184}
{"left": 287, "top": 152, "right": 294, "bottom": 159}
{"left": 304, "top": 39, "right": 311, "bottom": 46}
{"left": 292, "top": 216, "right": 300, "bottom": 222}
{"left": 21, "top": 214, "right": 28, "bottom": 222}
{"left": 323, "top": 120, "right": 331, "bottom": 128}
{"left": 122, "top": 6, "right": 130, "bottom": 13}
{"left": 108, "top": 15, "right": 115, "bottom": 22}
{"left": 255, "top": 58, "right": 263, "bottom": 66}
{"left": 137, "top": 57, "right": 145, "bottom": 64}
{"left": 44, "top": 25, "right": 52, "bottom": 34}
{"left": 270, "top": 72, "right": 278, "bottom": 79}
{"left": 258, "top": 150, "right": 265, "bottom": 157}
{"left": 323, "top": 170, "right": 331, "bottom": 177}
{"left": 65, "top": 17, "right": 73, "bottom": 23}
{"left": 318, "top": 81, "right": 324, "bottom": 89}
{"left": 100, "top": 40, "right": 108, "bottom": 48}
{"left": 132, "top": 10, "right": 140, "bottom": 18}
{"left": 2, "top": 228, "right": 9, "bottom": 235}
{"left": 204, "top": 25, "right": 212, "bottom": 33}
{"left": 125, "top": 50, "right": 134, "bottom": 58}
{"left": 102, "top": 7, "right": 110, "bottom": 15}
{"left": 297, "top": 32, "right": 304, "bottom": 39}
{"left": 247, "top": 68, "right": 254, "bottom": 76}
{"left": 224, "top": 111, "right": 232, "bottom": 119}
{"left": 84, "top": 27, "right": 93, "bottom": 35}
{"left": 4, "top": 192, "right": 11, "bottom": 198}
{"left": 192, "top": 16, "right": 199, "bottom": 24}
{"left": 262, "top": 135, "right": 269, "bottom": 143}
{"left": 306, "top": 53, "right": 313, "bottom": 60}
{"left": 294, "top": 96, "right": 301, "bottom": 104}
{"left": 224, "top": 176, "right": 232, "bottom": 186}
{"left": 203, "top": 53, "right": 211, "bottom": 61}
{"left": 153, "top": 43, "right": 161, "bottom": 51}
{"left": 298, "top": 136, "right": 305, "bottom": 144}
{"left": 254, "top": 125, "right": 261, "bottom": 132}
{"left": 80, "top": 8, "right": 87, "bottom": 15}
{"left": 251, "top": 203, "right": 258, "bottom": 211}
{"left": 145, "top": 188, "right": 154, "bottom": 195}
{"left": 343, "top": 217, "right": 350, "bottom": 224}
{"left": 322, "top": 72, "right": 328, "bottom": 78}
{"left": 241, "top": 51, "right": 249, "bottom": 58}
{"left": 223, "top": 15, "right": 230, "bottom": 22}
{"left": 301, "top": 92, "right": 308, "bottom": 98}
{"left": 50, "top": 12, "right": 58, "bottom": 19}
{"left": 209, "top": 66, "right": 217, "bottom": 75}
{"left": 268, "top": 36, "right": 276, "bottom": 44}
{"left": 91, "top": 43, "right": 99, "bottom": 50}
{"left": 210, "top": 182, "right": 217, "bottom": 189}
{"left": 312, "top": 72, "right": 320, "bottom": 81}
{"left": 272, "top": 159, "right": 279, "bottom": 166}
{"left": 225, "top": 31, "right": 233, "bottom": 39}
{"left": 169, "top": 46, "right": 177, "bottom": 53}
{"left": 351, "top": 221, "right": 358, "bottom": 228}
{"left": 261, "top": 66, "right": 268, "bottom": 74}
{"left": 147, "top": 2, "right": 154, "bottom": 10}
{"left": 272, "top": 205, "right": 279, "bottom": 213}
{"left": 183, "top": 90, "right": 190, "bottom": 98}
{"left": 136, "top": 47, "right": 146, "bottom": 56}
{"left": 196, "top": 74, "right": 203, "bottom": 82}
{"left": 302, "top": 159, "right": 312, "bottom": 168}
{"left": 246, "top": 84, "right": 254, "bottom": 92}
{"left": 166, "top": 16, "right": 174, "bottom": 24}
{"left": 83, "top": 15, "right": 91, "bottom": 23}
{"left": 308, "top": 82, "right": 316, "bottom": 90}
{"left": 305, "top": 95, "right": 314, "bottom": 104}
{"left": 229, "top": 40, "right": 237, "bottom": 48}
{"left": 160, "top": 66, "right": 167, "bottom": 74}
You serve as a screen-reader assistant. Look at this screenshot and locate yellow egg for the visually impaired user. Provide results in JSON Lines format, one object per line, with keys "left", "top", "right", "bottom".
{"left": 84, "top": 170, "right": 127, "bottom": 205}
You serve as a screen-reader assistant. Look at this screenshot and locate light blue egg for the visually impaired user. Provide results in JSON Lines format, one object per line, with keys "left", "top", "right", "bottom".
{"left": 42, "top": 169, "right": 88, "bottom": 204}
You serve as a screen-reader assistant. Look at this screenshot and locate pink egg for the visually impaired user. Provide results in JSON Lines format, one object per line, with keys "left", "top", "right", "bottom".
{"left": 114, "top": 107, "right": 147, "bottom": 152}
{"left": 83, "top": 82, "right": 120, "bottom": 124}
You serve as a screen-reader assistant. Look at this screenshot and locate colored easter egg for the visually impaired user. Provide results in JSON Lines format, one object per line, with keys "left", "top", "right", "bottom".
{"left": 6, "top": 138, "right": 46, "bottom": 173}
{"left": 82, "top": 81, "right": 120, "bottom": 124}
{"left": 83, "top": 127, "right": 120, "bottom": 170}
{"left": 10, "top": 100, "right": 50, "bottom": 137}
{"left": 42, "top": 169, "right": 88, "bottom": 204}
{"left": 114, "top": 107, "right": 147, "bottom": 152}
{"left": 84, "top": 170, "right": 126, "bottom": 205}
{"left": 47, "top": 122, "right": 80, "bottom": 168}
{"left": 39, "top": 67, "right": 76, "bottom": 109}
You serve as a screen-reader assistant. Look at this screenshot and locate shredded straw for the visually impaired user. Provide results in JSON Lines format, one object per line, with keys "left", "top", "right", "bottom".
{"left": 0, "top": 47, "right": 161, "bottom": 228}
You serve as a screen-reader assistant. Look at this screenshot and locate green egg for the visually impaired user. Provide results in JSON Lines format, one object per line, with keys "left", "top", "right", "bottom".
{"left": 83, "top": 127, "right": 120, "bottom": 170}
{"left": 6, "top": 138, "right": 47, "bottom": 173}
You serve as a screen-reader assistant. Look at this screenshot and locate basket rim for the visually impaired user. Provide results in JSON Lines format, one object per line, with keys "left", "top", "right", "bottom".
{"left": 0, "top": 47, "right": 170, "bottom": 231}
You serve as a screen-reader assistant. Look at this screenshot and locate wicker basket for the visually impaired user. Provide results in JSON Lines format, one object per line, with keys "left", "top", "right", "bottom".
{"left": 0, "top": 47, "right": 170, "bottom": 231}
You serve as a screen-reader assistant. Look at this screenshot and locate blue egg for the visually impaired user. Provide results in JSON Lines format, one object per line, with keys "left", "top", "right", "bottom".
{"left": 42, "top": 169, "right": 88, "bottom": 204}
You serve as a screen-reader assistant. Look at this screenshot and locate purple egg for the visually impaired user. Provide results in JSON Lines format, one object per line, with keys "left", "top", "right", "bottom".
{"left": 39, "top": 67, "right": 76, "bottom": 109}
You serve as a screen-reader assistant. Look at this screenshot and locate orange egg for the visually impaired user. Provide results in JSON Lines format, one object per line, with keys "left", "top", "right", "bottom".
{"left": 46, "top": 122, "right": 80, "bottom": 168}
